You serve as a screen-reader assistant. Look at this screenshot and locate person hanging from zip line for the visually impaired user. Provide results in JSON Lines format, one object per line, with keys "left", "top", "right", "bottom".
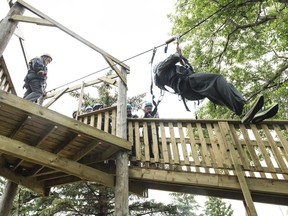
{"left": 23, "top": 53, "right": 53, "bottom": 104}
{"left": 153, "top": 46, "right": 278, "bottom": 123}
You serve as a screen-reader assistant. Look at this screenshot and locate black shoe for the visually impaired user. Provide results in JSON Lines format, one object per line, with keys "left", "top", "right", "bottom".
{"left": 251, "top": 103, "right": 278, "bottom": 124}
{"left": 241, "top": 95, "right": 264, "bottom": 123}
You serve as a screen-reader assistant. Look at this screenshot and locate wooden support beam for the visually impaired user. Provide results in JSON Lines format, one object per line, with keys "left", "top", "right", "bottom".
{"left": 17, "top": 0, "right": 130, "bottom": 72}
{"left": 0, "top": 166, "right": 46, "bottom": 195}
{"left": 104, "top": 56, "right": 127, "bottom": 86}
{"left": 9, "top": 15, "right": 54, "bottom": 26}
{"left": 0, "top": 2, "right": 24, "bottom": 57}
{"left": 0, "top": 134, "right": 115, "bottom": 187}
{"left": 0, "top": 181, "right": 18, "bottom": 216}
{"left": 12, "top": 125, "right": 58, "bottom": 170}
{"left": 45, "top": 74, "right": 118, "bottom": 99}
{"left": 218, "top": 122, "right": 258, "bottom": 216}
{"left": 129, "top": 168, "right": 288, "bottom": 203}
{"left": 43, "top": 87, "right": 69, "bottom": 108}
{"left": 115, "top": 66, "right": 129, "bottom": 215}
{"left": 98, "top": 76, "right": 118, "bottom": 86}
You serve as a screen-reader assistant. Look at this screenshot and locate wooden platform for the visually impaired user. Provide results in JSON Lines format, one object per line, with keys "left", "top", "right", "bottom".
{"left": 0, "top": 90, "right": 131, "bottom": 195}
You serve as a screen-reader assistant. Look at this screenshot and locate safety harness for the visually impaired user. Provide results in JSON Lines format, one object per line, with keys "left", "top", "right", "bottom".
{"left": 150, "top": 38, "right": 193, "bottom": 113}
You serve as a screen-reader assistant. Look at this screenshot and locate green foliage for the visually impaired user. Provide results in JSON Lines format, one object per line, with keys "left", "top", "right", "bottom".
{"left": 170, "top": 193, "right": 200, "bottom": 216}
{"left": 129, "top": 195, "right": 178, "bottom": 216}
{"left": 168, "top": 0, "right": 288, "bottom": 119}
{"left": 202, "top": 197, "right": 233, "bottom": 216}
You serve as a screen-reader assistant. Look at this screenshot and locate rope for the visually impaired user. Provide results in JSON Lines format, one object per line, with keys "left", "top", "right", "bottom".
{"left": 47, "top": 44, "right": 168, "bottom": 93}
{"left": 47, "top": 0, "right": 235, "bottom": 93}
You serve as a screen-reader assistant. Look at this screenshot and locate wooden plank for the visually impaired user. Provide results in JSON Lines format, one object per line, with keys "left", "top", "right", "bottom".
{"left": 96, "top": 113, "right": 102, "bottom": 129}
{"left": 89, "top": 114, "right": 95, "bottom": 127}
{"left": 111, "top": 109, "right": 116, "bottom": 135}
{"left": 187, "top": 123, "right": 200, "bottom": 172}
{"left": 142, "top": 122, "right": 150, "bottom": 162}
{"left": 262, "top": 124, "right": 288, "bottom": 177}
{"left": 71, "top": 140, "right": 101, "bottom": 161}
{"left": 0, "top": 134, "right": 114, "bottom": 187}
{"left": 43, "top": 87, "right": 68, "bottom": 108}
{"left": 218, "top": 122, "right": 258, "bottom": 216}
{"left": 206, "top": 123, "right": 222, "bottom": 174}
{"left": 98, "top": 76, "right": 117, "bottom": 86}
{"left": 177, "top": 122, "right": 190, "bottom": 165}
{"left": 128, "top": 121, "right": 134, "bottom": 157}
{"left": 151, "top": 122, "right": 160, "bottom": 162}
{"left": 134, "top": 122, "right": 141, "bottom": 161}
{"left": 239, "top": 124, "right": 265, "bottom": 178}
{"left": 250, "top": 125, "right": 277, "bottom": 179}
{"left": 196, "top": 123, "right": 211, "bottom": 171}
{"left": 12, "top": 125, "right": 58, "bottom": 170}
{"left": 273, "top": 124, "right": 288, "bottom": 156}
{"left": 45, "top": 75, "right": 118, "bottom": 99}
{"left": 10, "top": 14, "right": 54, "bottom": 26}
{"left": 159, "top": 122, "right": 169, "bottom": 164}
{"left": 0, "top": 166, "right": 46, "bottom": 195}
{"left": 230, "top": 124, "right": 251, "bottom": 171}
{"left": 168, "top": 122, "right": 179, "bottom": 164}
{"left": 129, "top": 167, "right": 288, "bottom": 198}
{"left": 103, "top": 56, "right": 127, "bottom": 86}
{"left": 213, "top": 123, "right": 233, "bottom": 169}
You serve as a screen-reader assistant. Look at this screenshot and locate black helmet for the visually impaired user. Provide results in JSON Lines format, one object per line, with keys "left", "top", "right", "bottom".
{"left": 144, "top": 102, "right": 153, "bottom": 108}
{"left": 93, "top": 103, "right": 103, "bottom": 111}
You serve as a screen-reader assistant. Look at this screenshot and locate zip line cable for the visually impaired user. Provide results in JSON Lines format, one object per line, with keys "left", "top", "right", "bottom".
{"left": 47, "top": 0, "right": 234, "bottom": 93}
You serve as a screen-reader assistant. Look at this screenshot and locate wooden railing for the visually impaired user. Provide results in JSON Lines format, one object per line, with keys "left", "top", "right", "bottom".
{"left": 127, "top": 118, "right": 288, "bottom": 181}
{"left": 78, "top": 107, "right": 288, "bottom": 182}
{"left": 77, "top": 106, "right": 117, "bottom": 135}
{"left": 0, "top": 56, "right": 17, "bottom": 94}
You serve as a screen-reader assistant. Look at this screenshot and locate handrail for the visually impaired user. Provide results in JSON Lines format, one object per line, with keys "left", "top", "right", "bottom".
{"left": 79, "top": 108, "right": 288, "bottom": 182}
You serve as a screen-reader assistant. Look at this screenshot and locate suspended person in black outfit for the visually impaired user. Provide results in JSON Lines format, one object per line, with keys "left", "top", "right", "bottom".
{"left": 153, "top": 47, "right": 278, "bottom": 123}
{"left": 23, "top": 54, "right": 52, "bottom": 103}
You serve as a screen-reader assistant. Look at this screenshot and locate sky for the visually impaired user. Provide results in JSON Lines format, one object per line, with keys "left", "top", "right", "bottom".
{"left": 1, "top": 0, "right": 287, "bottom": 215}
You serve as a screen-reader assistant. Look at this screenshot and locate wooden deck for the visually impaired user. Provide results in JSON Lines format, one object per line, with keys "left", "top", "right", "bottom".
{"left": 0, "top": 90, "right": 131, "bottom": 195}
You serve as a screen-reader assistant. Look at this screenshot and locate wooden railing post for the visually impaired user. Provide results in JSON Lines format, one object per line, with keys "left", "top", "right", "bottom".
{"left": 115, "top": 66, "right": 128, "bottom": 215}
{"left": 218, "top": 122, "right": 258, "bottom": 216}
{"left": 0, "top": 2, "right": 24, "bottom": 57}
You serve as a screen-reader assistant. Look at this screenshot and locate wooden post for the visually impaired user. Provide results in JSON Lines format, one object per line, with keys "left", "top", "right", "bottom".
{"left": 0, "top": 2, "right": 25, "bottom": 57}
{"left": 115, "top": 66, "right": 128, "bottom": 215}
{"left": 0, "top": 3, "right": 24, "bottom": 215}
{"left": 0, "top": 181, "right": 18, "bottom": 216}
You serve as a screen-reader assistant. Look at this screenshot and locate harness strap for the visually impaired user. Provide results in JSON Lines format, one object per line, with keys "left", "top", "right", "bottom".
{"left": 149, "top": 47, "right": 164, "bottom": 115}
{"left": 181, "top": 95, "right": 191, "bottom": 112}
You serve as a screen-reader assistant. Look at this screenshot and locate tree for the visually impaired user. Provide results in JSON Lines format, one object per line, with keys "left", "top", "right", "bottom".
{"left": 168, "top": 0, "right": 288, "bottom": 119}
{"left": 202, "top": 197, "right": 233, "bottom": 216}
{"left": 170, "top": 192, "right": 200, "bottom": 216}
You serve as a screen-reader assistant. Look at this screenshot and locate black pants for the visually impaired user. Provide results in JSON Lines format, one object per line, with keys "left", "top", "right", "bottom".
{"left": 180, "top": 73, "right": 245, "bottom": 115}
{"left": 23, "top": 73, "right": 46, "bottom": 103}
